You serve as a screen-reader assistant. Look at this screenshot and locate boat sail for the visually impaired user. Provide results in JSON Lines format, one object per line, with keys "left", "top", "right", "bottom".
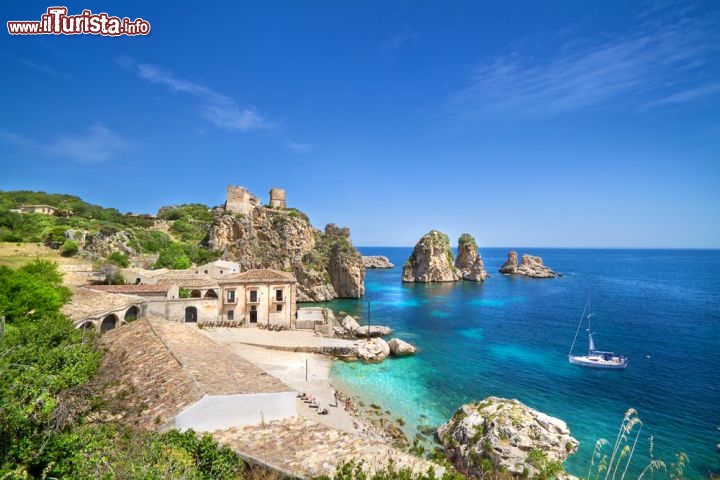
{"left": 568, "top": 298, "right": 627, "bottom": 369}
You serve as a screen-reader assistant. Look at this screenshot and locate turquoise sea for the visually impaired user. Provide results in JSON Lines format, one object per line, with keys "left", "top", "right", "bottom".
{"left": 325, "top": 248, "right": 720, "bottom": 479}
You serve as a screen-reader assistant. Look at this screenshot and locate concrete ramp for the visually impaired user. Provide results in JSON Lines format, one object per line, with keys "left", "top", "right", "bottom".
{"left": 175, "top": 392, "right": 297, "bottom": 432}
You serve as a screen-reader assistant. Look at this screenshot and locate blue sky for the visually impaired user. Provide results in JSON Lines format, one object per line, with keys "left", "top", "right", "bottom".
{"left": 1, "top": 1, "right": 719, "bottom": 247}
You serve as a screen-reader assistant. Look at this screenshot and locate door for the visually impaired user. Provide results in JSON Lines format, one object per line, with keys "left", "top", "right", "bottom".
{"left": 249, "top": 306, "right": 257, "bottom": 324}
{"left": 185, "top": 306, "right": 198, "bottom": 323}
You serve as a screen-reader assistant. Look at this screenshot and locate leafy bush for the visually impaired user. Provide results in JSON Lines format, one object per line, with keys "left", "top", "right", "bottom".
{"left": 0, "top": 260, "right": 71, "bottom": 322}
{"left": 61, "top": 239, "right": 79, "bottom": 256}
{"left": 108, "top": 251, "right": 130, "bottom": 268}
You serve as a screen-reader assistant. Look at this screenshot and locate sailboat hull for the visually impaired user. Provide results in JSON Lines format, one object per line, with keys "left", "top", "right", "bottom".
{"left": 568, "top": 354, "right": 627, "bottom": 369}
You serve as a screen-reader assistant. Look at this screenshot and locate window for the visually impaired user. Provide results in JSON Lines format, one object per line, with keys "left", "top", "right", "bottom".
{"left": 275, "top": 289, "right": 283, "bottom": 301}
{"left": 249, "top": 290, "right": 258, "bottom": 302}
{"left": 226, "top": 290, "right": 235, "bottom": 302}
{"left": 227, "top": 310, "right": 234, "bottom": 320}
{"left": 276, "top": 304, "right": 283, "bottom": 312}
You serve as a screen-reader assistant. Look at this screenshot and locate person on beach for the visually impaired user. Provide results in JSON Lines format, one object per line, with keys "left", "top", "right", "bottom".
{"left": 334, "top": 390, "right": 339, "bottom": 407}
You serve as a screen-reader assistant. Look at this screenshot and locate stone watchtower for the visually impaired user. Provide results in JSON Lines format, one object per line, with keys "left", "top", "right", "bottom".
{"left": 269, "top": 188, "right": 286, "bottom": 209}
{"left": 225, "top": 185, "right": 260, "bottom": 215}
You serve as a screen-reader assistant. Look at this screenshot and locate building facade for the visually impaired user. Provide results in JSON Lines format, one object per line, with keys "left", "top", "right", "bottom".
{"left": 219, "top": 269, "right": 297, "bottom": 328}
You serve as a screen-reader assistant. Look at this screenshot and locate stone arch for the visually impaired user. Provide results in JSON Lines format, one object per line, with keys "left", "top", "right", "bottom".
{"left": 100, "top": 314, "right": 119, "bottom": 333}
{"left": 124, "top": 306, "right": 139, "bottom": 322}
{"left": 79, "top": 320, "right": 95, "bottom": 330}
{"left": 190, "top": 289, "right": 202, "bottom": 298}
{"left": 185, "top": 306, "right": 198, "bottom": 323}
{"left": 204, "top": 289, "right": 218, "bottom": 299}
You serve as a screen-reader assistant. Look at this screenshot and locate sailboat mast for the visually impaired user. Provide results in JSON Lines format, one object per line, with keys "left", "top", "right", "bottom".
{"left": 569, "top": 299, "right": 588, "bottom": 357}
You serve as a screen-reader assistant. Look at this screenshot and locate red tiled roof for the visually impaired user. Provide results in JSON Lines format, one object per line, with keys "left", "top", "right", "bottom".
{"left": 222, "top": 269, "right": 296, "bottom": 283}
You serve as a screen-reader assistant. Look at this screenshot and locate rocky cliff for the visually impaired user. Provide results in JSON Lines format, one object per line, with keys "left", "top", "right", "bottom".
{"left": 438, "top": 397, "right": 578, "bottom": 477}
{"left": 455, "top": 233, "right": 488, "bottom": 282}
{"left": 206, "top": 207, "right": 364, "bottom": 301}
{"left": 499, "top": 251, "right": 558, "bottom": 278}
{"left": 402, "top": 230, "right": 460, "bottom": 283}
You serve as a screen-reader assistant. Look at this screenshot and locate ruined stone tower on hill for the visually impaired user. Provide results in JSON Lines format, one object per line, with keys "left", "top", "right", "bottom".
{"left": 225, "top": 186, "right": 260, "bottom": 215}
{"left": 269, "top": 188, "right": 286, "bottom": 208}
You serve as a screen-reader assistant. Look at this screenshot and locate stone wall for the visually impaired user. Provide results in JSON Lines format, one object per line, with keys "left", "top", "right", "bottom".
{"left": 226, "top": 185, "right": 260, "bottom": 215}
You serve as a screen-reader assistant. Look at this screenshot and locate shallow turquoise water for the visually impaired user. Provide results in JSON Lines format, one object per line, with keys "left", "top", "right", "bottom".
{"left": 326, "top": 248, "right": 720, "bottom": 479}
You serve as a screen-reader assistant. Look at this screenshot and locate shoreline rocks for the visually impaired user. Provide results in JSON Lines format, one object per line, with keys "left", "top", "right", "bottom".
{"left": 402, "top": 230, "right": 460, "bottom": 283}
{"left": 388, "top": 338, "right": 417, "bottom": 356}
{"left": 362, "top": 256, "right": 395, "bottom": 269}
{"left": 455, "top": 233, "right": 488, "bottom": 282}
{"left": 438, "top": 397, "right": 578, "bottom": 477}
{"left": 499, "top": 251, "right": 559, "bottom": 278}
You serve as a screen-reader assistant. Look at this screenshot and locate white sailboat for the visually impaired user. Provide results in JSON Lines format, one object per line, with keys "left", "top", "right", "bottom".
{"left": 568, "top": 297, "right": 627, "bottom": 369}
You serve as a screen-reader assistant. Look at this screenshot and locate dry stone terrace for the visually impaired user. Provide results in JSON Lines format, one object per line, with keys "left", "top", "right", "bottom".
{"left": 100, "top": 317, "right": 440, "bottom": 479}
{"left": 215, "top": 417, "right": 439, "bottom": 479}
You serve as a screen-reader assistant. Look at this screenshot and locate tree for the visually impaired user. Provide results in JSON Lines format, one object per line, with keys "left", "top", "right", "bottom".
{"left": 0, "top": 260, "right": 70, "bottom": 322}
{"left": 95, "top": 261, "right": 124, "bottom": 285}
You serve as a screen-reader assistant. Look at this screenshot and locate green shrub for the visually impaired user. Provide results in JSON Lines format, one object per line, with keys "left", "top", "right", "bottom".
{"left": 60, "top": 239, "right": 79, "bottom": 256}
{"left": 108, "top": 251, "right": 130, "bottom": 267}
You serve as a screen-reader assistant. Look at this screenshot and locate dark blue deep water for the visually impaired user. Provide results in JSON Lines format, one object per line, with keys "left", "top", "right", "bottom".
{"left": 326, "top": 248, "right": 720, "bottom": 479}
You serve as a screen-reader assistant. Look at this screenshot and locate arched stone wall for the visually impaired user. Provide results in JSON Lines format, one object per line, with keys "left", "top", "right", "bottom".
{"left": 100, "top": 314, "right": 119, "bottom": 333}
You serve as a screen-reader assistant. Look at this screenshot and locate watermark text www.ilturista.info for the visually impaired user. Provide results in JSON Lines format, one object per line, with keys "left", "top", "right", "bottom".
{"left": 7, "top": 7, "right": 150, "bottom": 36}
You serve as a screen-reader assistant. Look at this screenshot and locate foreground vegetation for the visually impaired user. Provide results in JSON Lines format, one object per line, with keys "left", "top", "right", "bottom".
{"left": 0, "top": 260, "right": 245, "bottom": 478}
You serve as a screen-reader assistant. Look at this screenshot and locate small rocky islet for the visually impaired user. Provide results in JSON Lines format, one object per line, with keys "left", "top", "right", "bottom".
{"left": 499, "top": 251, "right": 560, "bottom": 278}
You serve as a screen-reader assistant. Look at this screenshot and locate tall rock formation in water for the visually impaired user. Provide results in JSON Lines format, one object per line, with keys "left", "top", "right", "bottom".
{"left": 454, "top": 233, "right": 488, "bottom": 282}
{"left": 402, "top": 230, "right": 460, "bottom": 282}
{"left": 206, "top": 206, "right": 364, "bottom": 301}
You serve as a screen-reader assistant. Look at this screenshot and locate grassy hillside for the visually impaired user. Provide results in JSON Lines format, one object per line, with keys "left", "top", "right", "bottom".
{"left": 0, "top": 190, "right": 220, "bottom": 268}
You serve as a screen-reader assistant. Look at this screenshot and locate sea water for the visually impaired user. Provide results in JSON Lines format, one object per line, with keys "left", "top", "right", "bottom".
{"left": 325, "top": 248, "right": 720, "bottom": 479}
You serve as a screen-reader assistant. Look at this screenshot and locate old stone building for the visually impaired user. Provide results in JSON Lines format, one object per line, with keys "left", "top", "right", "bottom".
{"left": 193, "top": 259, "right": 241, "bottom": 277}
{"left": 219, "top": 269, "right": 297, "bottom": 327}
{"left": 10, "top": 204, "right": 60, "bottom": 215}
{"left": 225, "top": 185, "right": 260, "bottom": 215}
{"left": 269, "top": 188, "right": 286, "bottom": 208}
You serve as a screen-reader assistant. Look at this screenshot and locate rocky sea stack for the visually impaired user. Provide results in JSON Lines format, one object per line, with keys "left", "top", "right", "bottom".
{"left": 362, "top": 256, "right": 395, "bottom": 269}
{"left": 438, "top": 397, "right": 578, "bottom": 477}
{"left": 499, "top": 251, "right": 559, "bottom": 278}
{"left": 206, "top": 205, "right": 364, "bottom": 301}
{"left": 455, "top": 233, "right": 488, "bottom": 282}
{"left": 402, "top": 230, "right": 460, "bottom": 283}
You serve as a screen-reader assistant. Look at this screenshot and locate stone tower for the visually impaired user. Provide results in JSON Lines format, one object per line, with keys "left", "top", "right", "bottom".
{"left": 225, "top": 185, "right": 260, "bottom": 215}
{"left": 269, "top": 188, "right": 286, "bottom": 208}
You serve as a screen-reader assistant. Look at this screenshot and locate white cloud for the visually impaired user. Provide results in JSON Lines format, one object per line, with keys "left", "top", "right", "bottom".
{"left": 0, "top": 130, "right": 36, "bottom": 148}
{"left": 20, "top": 60, "right": 73, "bottom": 81}
{"left": 120, "top": 58, "right": 271, "bottom": 132}
{"left": 452, "top": 8, "right": 719, "bottom": 117}
{"left": 47, "top": 124, "right": 129, "bottom": 163}
{"left": 0, "top": 124, "right": 129, "bottom": 164}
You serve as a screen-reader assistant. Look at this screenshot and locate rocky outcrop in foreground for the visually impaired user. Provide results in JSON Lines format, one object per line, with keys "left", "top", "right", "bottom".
{"left": 402, "top": 230, "right": 460, "bottom": 283}
{"left": 438, "top": 397, "right": 578, "bottom": 477}
{"left": 455, "top": 233, "right": 488, "bottom": 282}
{"left": 206, "top": 201, "right": 365, "bottom": 301}
{"left": 362, "top": 256, "right": 395, "bottom": 269}
{"left": 499, "top": 251, "right": 558, "bottom": 278}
